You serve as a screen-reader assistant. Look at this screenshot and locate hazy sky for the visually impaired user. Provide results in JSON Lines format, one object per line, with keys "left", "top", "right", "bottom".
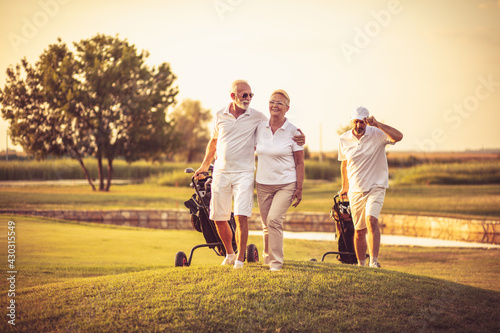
{"left": 1, "top": 0, "right": 499, "bottom": 153}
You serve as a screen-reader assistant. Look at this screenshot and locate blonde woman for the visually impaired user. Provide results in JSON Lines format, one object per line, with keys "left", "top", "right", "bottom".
{"left": 255, "top": 89, "right": 305, "bottom": 271}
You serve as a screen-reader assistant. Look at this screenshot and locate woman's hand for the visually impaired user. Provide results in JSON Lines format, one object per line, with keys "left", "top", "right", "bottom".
{"left": 292, "top": 188, "right": 302, "bottom": 207}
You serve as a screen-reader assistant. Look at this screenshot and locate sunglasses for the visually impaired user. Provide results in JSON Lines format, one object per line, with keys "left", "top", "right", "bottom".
{"left": 239, "top": 93, "right": 254, "bottom": 99}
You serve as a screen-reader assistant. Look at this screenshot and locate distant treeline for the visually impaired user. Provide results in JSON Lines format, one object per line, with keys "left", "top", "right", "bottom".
{"left": 1, "top": 157, "right": 499, "bottom": 185}
{"left": 0, "top": 158, "right": 340, "bottom": 183}
{"left": 0, "top": 159, "right": 186, "bottom": 182}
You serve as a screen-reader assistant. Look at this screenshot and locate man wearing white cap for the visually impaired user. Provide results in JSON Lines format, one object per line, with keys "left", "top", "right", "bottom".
{"left": 338, "top": 107, "right": 403, "bottom": 267}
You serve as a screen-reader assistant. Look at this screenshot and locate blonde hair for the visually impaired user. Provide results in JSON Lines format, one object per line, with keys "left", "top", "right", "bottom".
{"left": 270, "top": 89, "right": 290, "bottom": 106}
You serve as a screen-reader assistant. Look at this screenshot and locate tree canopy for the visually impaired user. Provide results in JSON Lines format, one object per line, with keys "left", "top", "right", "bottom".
{"left": 0, "top": 34, "right": 179, "bottom": 191}
{"left": 169, "top": 99, "right": 212, "bottom": 163}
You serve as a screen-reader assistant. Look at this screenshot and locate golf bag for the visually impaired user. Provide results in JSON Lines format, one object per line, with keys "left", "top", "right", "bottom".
{"left": 184, "top": 172, "right": 237, "bottom": 257}
{"left": 329, "top": 194, "right": 358, "bottom": 264}
{"left": 175, "top": 166, "right": 259, "bottom": 267}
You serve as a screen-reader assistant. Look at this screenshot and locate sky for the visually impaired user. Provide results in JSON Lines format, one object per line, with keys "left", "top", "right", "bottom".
{"left": 1, "top": 0, "right": 499, "bottom": 154}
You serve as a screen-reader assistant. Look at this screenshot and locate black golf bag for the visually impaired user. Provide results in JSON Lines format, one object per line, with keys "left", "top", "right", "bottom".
{"left": 329, "top": 194, "right": 358, "bottom": 264}
{"left": 174, "top": 166, "right": 258, "bottom": 267}
{"left": 183, "top": 172, "right": 237, "bottom": 257}
{"left": 312, "top": 195, "right": 370, "bottom": 264}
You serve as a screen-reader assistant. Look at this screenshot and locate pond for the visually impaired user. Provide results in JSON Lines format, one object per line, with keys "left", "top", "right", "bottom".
{"left": 249, "top": 231, "right": 500, "bottom": 248}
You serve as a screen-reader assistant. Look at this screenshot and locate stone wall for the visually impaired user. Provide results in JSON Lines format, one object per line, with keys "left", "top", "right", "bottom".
{"left": 379, "top": 213, "right": 500, "bottom": 244}
{"left": 0, "top": 209, "right": 193, "bottom": 229}
{"left": 2, "top": 209, "right": 499, "bottom": 244}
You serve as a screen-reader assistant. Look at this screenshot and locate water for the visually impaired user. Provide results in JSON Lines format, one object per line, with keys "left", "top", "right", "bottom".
{"left": 249, "top": 231, "right": 500, "bottom": 249}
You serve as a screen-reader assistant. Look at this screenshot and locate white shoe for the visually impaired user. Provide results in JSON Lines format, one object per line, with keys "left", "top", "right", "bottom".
{"left": 270, "top": 267, "right": 281, "bottom": 272}
{"left": 221, "top": 254, "right": 236, "bottom": 266}
{"left": 370, "top": 262, "right": 381, "bottom": 268}
{"left": 233, "top": 260, "right": 244, "bottom": 269}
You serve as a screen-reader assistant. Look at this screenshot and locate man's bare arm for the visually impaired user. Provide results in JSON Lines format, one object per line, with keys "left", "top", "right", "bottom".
{"left": 194, "top": 138, "right": 217, "bottom": 177}
{"left": 365, "top": 116, "right": 403, "bottom": 143}
{"left": 339, "top": 160, "right": 349, "bottom": 197}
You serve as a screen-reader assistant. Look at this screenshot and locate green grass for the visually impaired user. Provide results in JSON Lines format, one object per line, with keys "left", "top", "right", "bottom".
{"left": 391, "top": 160, "right": 500, "bottom": 185}
{"left": 0, "top": 184, "right": 194, "bottom": 210}
{"left": 1, "top": 216, "right": 499, "bottom": 332}
{"left": 14, "top": 265, "right": 499, "bottom": 332}
{"left": 304, "top": 159, "right": 340, "bottom": 180}
{"left": 2, "top": 182, "right": 500, "bottom": 219}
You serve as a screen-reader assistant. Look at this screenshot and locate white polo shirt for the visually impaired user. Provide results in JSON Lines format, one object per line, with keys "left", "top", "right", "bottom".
{"left": 338, "top": 126, "right": 394, "bottom": 192}
{"left": 212, "top": 105, "right": 267, "bottom": 173}
{"left": 255, "top": 119, "right": 303, "bottom": 185}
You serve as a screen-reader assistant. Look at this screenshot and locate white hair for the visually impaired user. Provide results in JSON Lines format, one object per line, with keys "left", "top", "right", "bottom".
{"left": 230, "top": 80, "right": 249, "bottom": 94}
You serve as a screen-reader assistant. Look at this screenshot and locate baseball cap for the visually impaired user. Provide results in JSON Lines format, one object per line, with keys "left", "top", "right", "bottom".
{"left": 350, "top": 107, "right": 369, "bottom": 121}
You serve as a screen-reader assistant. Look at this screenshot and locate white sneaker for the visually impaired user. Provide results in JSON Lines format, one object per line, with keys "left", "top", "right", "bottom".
{"left": 370, "top": 262, "right": 381, "bottom": 268}
{"left": 233, "top": 260, "right": 244, "bottom": 269}
{"left": 221, "top": 254, "right": 236, "bottom": 266}
{"left": 270, "top": 267, "right": 281, "bottom": 272}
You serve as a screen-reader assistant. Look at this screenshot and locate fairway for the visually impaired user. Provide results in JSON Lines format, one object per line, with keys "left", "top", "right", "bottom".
{"left": 2, "top": 182, "right": 500, "bottom": 219}
{"left": 1, "top": 215, "right": 499, "bottom": 332}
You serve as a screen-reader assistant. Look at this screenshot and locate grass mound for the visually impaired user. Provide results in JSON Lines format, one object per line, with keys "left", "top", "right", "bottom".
{"left": 391, "top": 161, "right": 500, "bottom": 185}
{"left": 1, "top": 216, "right": 499, "bottom": 332}
{"left": 10, "top": 263, "right": 500, "bottom": 332}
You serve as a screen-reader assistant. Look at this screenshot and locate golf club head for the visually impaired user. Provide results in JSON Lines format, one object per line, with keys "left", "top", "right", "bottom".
{"left": 184, "top": 167, "right": 195, "bottom": 174}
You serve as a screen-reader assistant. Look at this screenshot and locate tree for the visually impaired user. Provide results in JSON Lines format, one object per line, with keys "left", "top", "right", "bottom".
{"left": 0, "top": 34, "right": 179, "bottom": 191}
{"left": 169, "top": 99, "right": 211, "bottom": 163}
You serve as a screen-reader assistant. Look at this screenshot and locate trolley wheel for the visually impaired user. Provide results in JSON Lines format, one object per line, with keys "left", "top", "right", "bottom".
{"left": 310, "top": 258, "right": 318, "bottom": 262}
{"left": 175, "top": 251, "right": 188, "bottom": 267}
{"left": 246, "top": 244, "right": 259, "bottom": 263}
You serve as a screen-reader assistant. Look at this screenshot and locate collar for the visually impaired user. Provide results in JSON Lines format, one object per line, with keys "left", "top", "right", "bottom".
{"left": 265, "top": 118, "right": 289, "bottom": 131}
{"left": 224, "top": 104, "right": 252, "bottom": 116}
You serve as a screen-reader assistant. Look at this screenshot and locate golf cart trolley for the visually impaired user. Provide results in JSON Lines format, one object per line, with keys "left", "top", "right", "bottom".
{"left": 315, "top": 194, "right": 359, "bottom": 264}
{"left": 174, "top": 165, "right": 259, "bottom": 267}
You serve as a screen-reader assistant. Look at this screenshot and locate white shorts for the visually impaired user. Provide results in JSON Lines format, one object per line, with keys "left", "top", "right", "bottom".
{"left": 348, "top": 186, "right": 386, "bottom": 230}
{"left": 209, "top": 171, "right": 255, "bottom": 221}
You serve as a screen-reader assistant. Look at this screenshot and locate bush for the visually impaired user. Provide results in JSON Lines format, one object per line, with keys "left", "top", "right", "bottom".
{"left": 304, "top": 160, "right": 340, "bottom": 181}
{"left": 391, "top": 161, "right": 500, "bottom": 185}
{"left": 153, "top": 170, "right": 194, "bottom": 187}
{"left": 0, "top": 158, "right": 186, "bottom": 181}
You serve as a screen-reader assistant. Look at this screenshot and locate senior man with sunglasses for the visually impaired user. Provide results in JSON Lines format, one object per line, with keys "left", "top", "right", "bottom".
{"left": 195, "top": 80, "right": 305, "bottom": 269}
{"left": 338, "top": 107, "right": 403, "bottom": 268}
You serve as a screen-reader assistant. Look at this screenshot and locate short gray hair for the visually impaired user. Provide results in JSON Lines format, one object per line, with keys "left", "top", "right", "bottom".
{"left": 230, "top": 80, "right": 249, "bottom": 94}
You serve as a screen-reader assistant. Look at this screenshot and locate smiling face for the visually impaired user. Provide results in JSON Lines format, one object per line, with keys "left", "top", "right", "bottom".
{"left": 351, "top": 119, "right": 367, "bottom": 137}
{"left": 268, "top": 93, "right": 290, "bottom": 120}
